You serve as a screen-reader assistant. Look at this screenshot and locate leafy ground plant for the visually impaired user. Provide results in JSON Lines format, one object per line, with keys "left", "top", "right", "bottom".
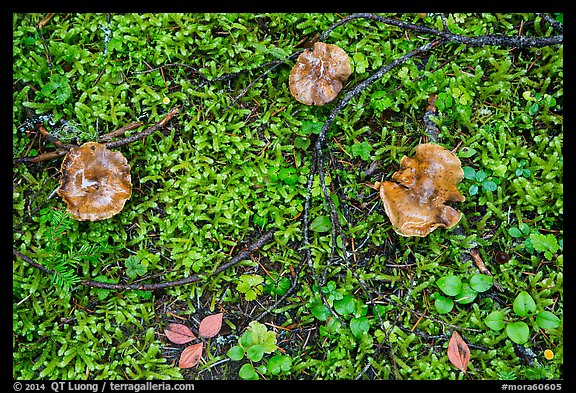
{"left": 484, "top": 291, "right": 561, "bottom": 345}
{"left": 433, "top": 274, "right": 494, "bottom": 314}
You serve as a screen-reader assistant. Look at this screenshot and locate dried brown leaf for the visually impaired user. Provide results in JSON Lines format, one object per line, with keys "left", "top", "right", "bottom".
{"left": 447, "top": 331, "right": 470, "bottom": 372}
{"left": 198, "top": 313, "right": 223, "bottom": 338}
{"left": 179, "top": 342, "right": 203, "bottom": 369}
{"left": 164, "top": 323, "right": 196, "bottom": 344}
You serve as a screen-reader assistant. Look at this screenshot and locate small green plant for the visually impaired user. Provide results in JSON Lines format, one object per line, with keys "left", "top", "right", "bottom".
{"left": 263, "top": 272, "right": 291, "bottom": 296}
{"left": 36, "top": 208, "right": 108, "bottom": 294}
{"left": 508, "top": 223, "right": 561, "bottom": 261}
{"left": 227, "top": 321, "right": 290, "bottom": 379}
{"left": 522, "top": 90, "right": 557, "bottom": 116}
{"left": 432, "top": 274, "right": 494, "bottom": 314}
{"left": 462, "top": 166, "right": 499, "bottom": 196}
{"left": 484, "top": 291, "right": 561, "bottom": 344}
{"left": 236, "top": 274, "right": 264, "bottom": 301}
{"left": 515, "top": 159, "right": 532, "bottom": 178}
{"left": 351, "top": 140, "right": 373, "bottom": 161}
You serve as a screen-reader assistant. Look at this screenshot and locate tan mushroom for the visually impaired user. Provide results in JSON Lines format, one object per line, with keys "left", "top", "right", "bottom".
{"left": 289, "top": 41, "right": 351, "bottom": 106}
{"left": 371, "top": 143, "right": 465, "bottom": 237}
{"left": 57, "top": 142, "right": 132, "bottom": 221}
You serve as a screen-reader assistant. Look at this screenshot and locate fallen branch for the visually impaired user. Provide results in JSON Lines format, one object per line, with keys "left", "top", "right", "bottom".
{"left": 13, "top": 229, "right": 276, "bottom": 291}
{"left": 13, "top": 106, "right": 181, "bottom": 164}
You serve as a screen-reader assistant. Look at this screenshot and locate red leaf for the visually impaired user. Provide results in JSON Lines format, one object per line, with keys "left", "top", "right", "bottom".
{"left": 179, "top": 342, "right": 203, "bottom": 368}
{"left": 447, "top": 331, "right": 470, "bottom": 372}
{"left": 164, "top": 323, "right": 196, "bottom": 344}
{"left": 198, "top": 313, "right": 223, "bottom": 338}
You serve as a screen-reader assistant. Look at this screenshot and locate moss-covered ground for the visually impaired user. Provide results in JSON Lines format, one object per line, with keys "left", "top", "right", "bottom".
{"left": 13, "top": 13, "right": 563, "bottom": 380}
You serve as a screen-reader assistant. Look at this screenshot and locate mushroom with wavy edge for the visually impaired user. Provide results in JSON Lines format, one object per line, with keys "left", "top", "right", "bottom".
{"left": 370, "top": 143, "right": 465, "bottom": 237}
{"left": 289, "top": 41, "right": 351, "bottom": 106}
{"left": 57, "top": 142, "right": 132, "bottom": 221}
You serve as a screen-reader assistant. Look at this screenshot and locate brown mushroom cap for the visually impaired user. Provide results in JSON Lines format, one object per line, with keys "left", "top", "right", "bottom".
{"left": 57, "top": 142, "right": 132, "bottom": 221}
{"left": 375, "top": 143, "right": 465, "bottom": 237}
{"left": 289, "top": 41, "right": 351, "bottom": 106}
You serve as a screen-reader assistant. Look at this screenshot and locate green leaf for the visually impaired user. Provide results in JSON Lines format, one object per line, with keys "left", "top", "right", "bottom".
{"left": 433, "top": 293, "right": 454, "bottom": 314}
{"left": 349, "top": 316, "right": 370, "bottom": 338}
{"left": 227, "top": 345, "right": 245, "bottom": 361}
{"left": 278, "top": 167, "right": 298, "bottom": 185}
{"left": 528, "top": 102, "right": 539, "bottom": 115}
{"left": 301, "top": 121, "right": 323, "bottom": 135}
{"left": 462, "top": 166, "right": 476, "bottom": 180}
{"left": 351, "top": 141, "right": 373, "bottom": 161}
{"left": 506, "top": 321, "right": 530, "bottom": 344}
{"left": 240, "top": 331, "right": 254, "bottom": 348}
{"left": 513, "top": 291, "right": 537, "bottom": 317}
{"left": 535, "top": 311, "right": 561, "bottom": 330}
{"left": 469, "top": 184, "right": 479, "bottom": 196}
{"left": 352, "top": 52, "right": 369, "bottom": 74}
{"left": 458, "top": 147, "right": 477, "bottom": 158}
{"left": 294, "top": 136, "right": 310, "bottom": 150}
{"left": 310, "top": 216, "right": 332, "bottom": 232}
{"left": 247, "top": 321, "right": 277, "bottom": 353}
{"left": 125, "top": 255, "right": 147, "bottom": 279}
{"left": 481, "top": 179, "right": 498, "bottom": 192}
{"left": 529, "top": 233, "right": 559, "bottom": 254}
{"left": 333, "top": 295, "right": 356, "bottom": 316}
{"left": 40, "top": 74, "right": 72, "bottom": 105}
{"left": 454, "top": 284, "right": 478, "bottom": 304}
{"left": 264, "top": 274, "right": 291, "bottom": 296}
{"left": 436, "top": 275, "right": 462, "bottom": 297}
{"left": 246, "top": 345, "right": 265, "bottom": 362}
{"left": 267, "top": 355, "right": 292, "bottom": 375}
{"left": 508, "top": 227, "right": 524, "bottom": 238}
{"left": 311, "top": 304, "right": 331, "bottom": 321}
{"left": 239, "top": 363, "right": 259, "bottom": 380}
{"left": 470, "top": 274, "right": 493, "bottom": 293}
{"left": 485, "top": 310, "right": 506, "bottom": 331}
{"left": 475, "top": 170, "right": 488, "bottom": 182}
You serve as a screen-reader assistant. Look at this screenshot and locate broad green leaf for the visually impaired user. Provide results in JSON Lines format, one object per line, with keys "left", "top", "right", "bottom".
{"left": 247, "top": 321, "right": 277, "bottom": 353}
{"left": 227, "top": 345, "right": 245, "bottom": 361}
{"left": 239, "top": 363, "right": 259, "bottom": 380}
{"left": 462, "top": 166, "right": 476, "bottom": 180}
{"left": 267, "top": 355, "right": 292, "bottom": 375}
{"left": 481, "top": 179, "right": 498, "bottom": 192}
{"left": 508, "top": 227, "right": 524, "bottom": 238}
{"left": 506, "top": 321, "right": 530, "bottom": 344}
{"left": 458, "top": 147, "right": 477, "bottom": 158}
{"left": 349, "top": 316, "right": 370, "bottom": 338}
{"left": 454, "top": 284, "right": 478, "bottom": 304}
{"left": 334, "top": 295, "right": 356, "bottom": 316}
{"left": 529, "top": 233, "right": 559, "bottom": 253}
{"left": 470, "top": 274, "right": 493, "bottom": 293}
{"left": 485, "top": 310, "right": 506, "bottom": 331}
{"left": 246, "top": 345, "right": 265, "bottom": 362}
{"left": 535, "top": 311, "right": 561, "bottom": 330}
{"left": 436, "top": 275, "right": 462, "bottom": 297}
{"left": 311, "top": 304, "right": 331, "bottom": 321}
{"left": 352, "top": 52, "right": 369, "bottom": 73}
{"left": 310, "top": 216, "right": 332, "bottom": 232}
{"left": 433, "top": 293, "right": 454, "bottom": 314}
{"left": 513, "top": 291, "right": 536, "bottom": 317}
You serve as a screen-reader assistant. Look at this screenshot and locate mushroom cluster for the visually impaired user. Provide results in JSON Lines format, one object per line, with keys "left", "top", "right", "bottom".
{"left": 289, "top": 42, "right": 351, "bottom": 106}
{"left": 372, "top": 143, "right": 465, "bottom": 237}
{"left": 57, "top": 142, "right": 132, "bottom": 221}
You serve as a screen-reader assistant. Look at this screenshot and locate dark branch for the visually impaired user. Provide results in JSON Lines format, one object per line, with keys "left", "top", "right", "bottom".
{"left": 13, "top": 229, "right": 276, "bottom": 291}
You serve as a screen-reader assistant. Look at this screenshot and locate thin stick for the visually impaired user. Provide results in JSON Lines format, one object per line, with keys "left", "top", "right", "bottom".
{"left": 13, "top": 229, "right": 275, "bottom": 291}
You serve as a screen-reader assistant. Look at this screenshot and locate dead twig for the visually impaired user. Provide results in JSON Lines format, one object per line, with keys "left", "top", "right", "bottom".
{"left": 13, "top": 229, "right": 276, "bottom": 291}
